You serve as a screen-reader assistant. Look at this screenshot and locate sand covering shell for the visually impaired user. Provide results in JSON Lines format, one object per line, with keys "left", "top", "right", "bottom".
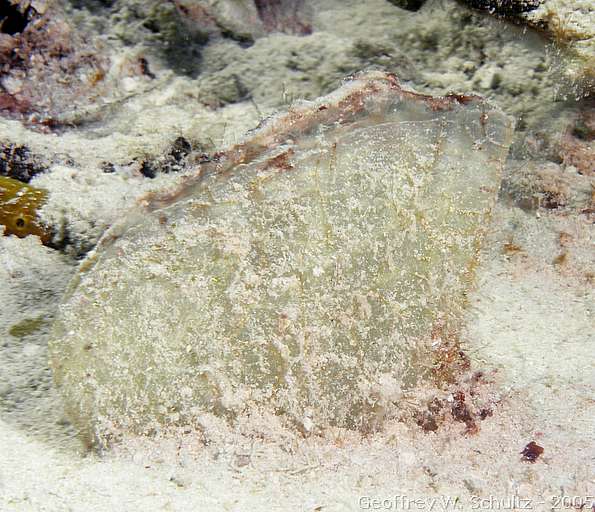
{"left": 49, "top": 72, "right": 513, "bottom": 446}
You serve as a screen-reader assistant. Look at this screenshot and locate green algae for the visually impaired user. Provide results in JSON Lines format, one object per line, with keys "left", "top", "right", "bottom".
{"left": 9, "top": 316, "right": 48, "bottom": 339}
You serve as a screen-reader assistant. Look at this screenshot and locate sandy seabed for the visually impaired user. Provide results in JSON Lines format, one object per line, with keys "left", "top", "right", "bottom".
{"left": 0, "top": 0, "right": 593, "bottom": 510}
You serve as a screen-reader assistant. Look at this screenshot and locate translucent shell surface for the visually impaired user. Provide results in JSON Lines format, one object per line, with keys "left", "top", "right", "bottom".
{"left": 49, "top": 73, "right": 513, "bottom": 446}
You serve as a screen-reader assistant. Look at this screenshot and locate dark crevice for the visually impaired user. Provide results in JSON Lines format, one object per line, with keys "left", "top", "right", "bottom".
{"left": 68, "top": 0, "right": 116, "bottom": 12}
{"left": 387, "top": 0, "right": 427, "bottom": 12}
{"left": 460, "top": 0, "right": 542, "bottom": 16}
{"left": 219, "top": 27, "right": 254, "bottom": 48}
{"left": 0, "top": 0, "right": 33, "bottom": 35}
{"left": 0, "top": 144, "right": 47, "bottom": 182}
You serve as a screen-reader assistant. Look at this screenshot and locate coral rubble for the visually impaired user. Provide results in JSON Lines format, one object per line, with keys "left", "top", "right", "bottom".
{"left": 0, "top": 0, "right": 109, "bottom": 124}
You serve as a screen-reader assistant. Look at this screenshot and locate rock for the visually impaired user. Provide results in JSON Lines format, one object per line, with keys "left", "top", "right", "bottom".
{"left": 172, "top": 0, "right": 312, "bottom": 43}
{"left": 194, "top": 31, "right": 417, "bottom": 110}
{"left": 462, "top": 0, "right": 595, "bottom": 91}
{"left": 0, "top": 143, "right": 47, "bottom": 183}
{"left": 557, "top": 103, "right": 595, "bottom": 177}
{"left": 252, "top": 0, "right": 312, "bottom": 35}
{"left": 48, "top": 72, "right": 513, "bottom": 447}
{"left": 0, "top": 0, "right": 110, "bottom": 124}
{"left": 174, "top": 0, "right": 261, "bottom": 40}
{"left": 502, "top": 161, "right": 594, "bottom": 212}
{"left": 525, "top": 0, "right": 595, "bottom": 91}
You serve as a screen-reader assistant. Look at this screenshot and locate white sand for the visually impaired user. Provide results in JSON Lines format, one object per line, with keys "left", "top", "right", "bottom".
{"left": 0, "top": 0, "right": 593, "bottom": 510}
{"left": 1, "top": 203, "right": 593, "bottom": 511}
